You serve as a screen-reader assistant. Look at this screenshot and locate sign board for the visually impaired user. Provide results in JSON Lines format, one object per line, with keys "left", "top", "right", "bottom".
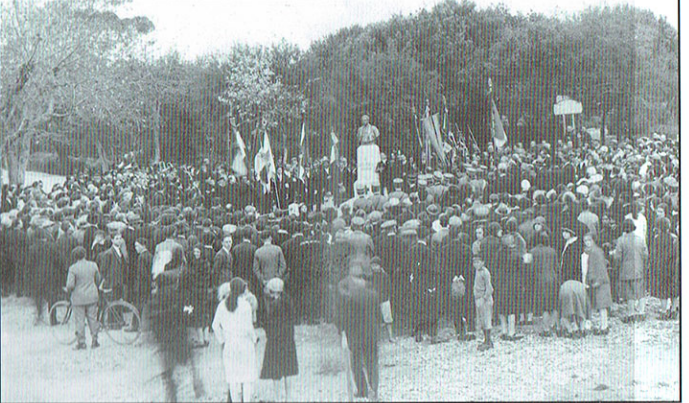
{"left": 553, "top": 97, "right": 583, "bottom": 116}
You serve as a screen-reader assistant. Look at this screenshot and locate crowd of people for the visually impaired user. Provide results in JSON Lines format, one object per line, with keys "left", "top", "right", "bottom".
{"left": 0, "top": 131, "right": 680, "bottom": 401}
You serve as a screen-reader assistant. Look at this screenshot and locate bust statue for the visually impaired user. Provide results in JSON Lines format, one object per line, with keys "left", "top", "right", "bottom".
{"left": 356, "top": 115, "right": 380, "bottom": 146}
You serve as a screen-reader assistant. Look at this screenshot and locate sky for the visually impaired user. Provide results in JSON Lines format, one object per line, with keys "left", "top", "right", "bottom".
{"left": 117, "top": 0, "right": 679, "bottom": 60}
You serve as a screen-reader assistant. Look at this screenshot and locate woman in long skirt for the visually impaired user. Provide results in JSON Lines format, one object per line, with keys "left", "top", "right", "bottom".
{"left": 260, "top": 278, "right": 298, "bottom": 402}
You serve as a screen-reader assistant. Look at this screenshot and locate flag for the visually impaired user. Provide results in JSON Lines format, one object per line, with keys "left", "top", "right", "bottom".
{"left": 296, "top": 121, "right": 309, "bottom": 180}
{"left": 231, "top": 129, "right": 248, "bottom": 177}
{"left": 329, "top": 130, "right": 339, "bottom": 164}
{"left": 421, "top": 113, "right": 448, "bottom": 166}
{"left": 254, "top": 132, "right": 276, "bottom": 190}
{"left": 491, "top": 99, "right": 508, "bottom": 148}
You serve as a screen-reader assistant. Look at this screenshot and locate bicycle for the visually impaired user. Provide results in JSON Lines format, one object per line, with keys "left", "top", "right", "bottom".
{"left": 48, "top": 287, "right": 141, "bottom": 346}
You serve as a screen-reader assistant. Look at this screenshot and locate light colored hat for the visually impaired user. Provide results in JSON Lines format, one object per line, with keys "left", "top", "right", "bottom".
{"left": 448, "top": 216, "right": 462, "bottom": 227}
{"left": 217, "top": 282, "right": 231, "bottom": 301}
{"left": 266, "top": 277, "right": 284, "bottom": 293}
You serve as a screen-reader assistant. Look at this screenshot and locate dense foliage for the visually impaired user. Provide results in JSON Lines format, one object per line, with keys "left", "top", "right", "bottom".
{"left": 0, "top": 0, "right": 678, "bottom": 179}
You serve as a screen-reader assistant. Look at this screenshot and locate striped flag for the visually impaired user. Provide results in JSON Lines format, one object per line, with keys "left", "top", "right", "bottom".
{"left": 254, "top": 132, "right": 276, "bottom": 190}
{"left": 488, "top": 78, "right": 507, "bottom": 149}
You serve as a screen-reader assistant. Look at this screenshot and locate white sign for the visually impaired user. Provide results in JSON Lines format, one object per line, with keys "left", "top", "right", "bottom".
{"left": 553, "top": 98, "right": 583, "bottom": 116}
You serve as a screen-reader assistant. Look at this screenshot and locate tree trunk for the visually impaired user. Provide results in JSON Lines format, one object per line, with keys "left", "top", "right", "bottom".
{"left": 6, "top": 138, "right": 28, "bottom": 186}
{"left": 153, "top": 102, "right": 162, "bottom": 163}
{"left": 601, "top": 108, "right": 607, "bottom": 146}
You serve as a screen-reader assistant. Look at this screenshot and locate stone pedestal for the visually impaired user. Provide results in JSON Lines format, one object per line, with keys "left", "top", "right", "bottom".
{"left": 356, "top": 144, "right": 381, "bottom": 194}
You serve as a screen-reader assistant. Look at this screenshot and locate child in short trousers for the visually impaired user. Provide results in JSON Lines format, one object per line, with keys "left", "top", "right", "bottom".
{"left": 473, "top": 254, "right": 494, "bottom": 351}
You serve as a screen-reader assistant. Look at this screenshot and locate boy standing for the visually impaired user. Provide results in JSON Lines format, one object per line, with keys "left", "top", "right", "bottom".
{"left": 473, "top": 254, "right": 494, "bottom": 351}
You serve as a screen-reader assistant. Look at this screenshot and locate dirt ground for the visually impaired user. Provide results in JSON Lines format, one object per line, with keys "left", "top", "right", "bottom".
{"left": 1, "top": 296, "right": 679, "bottom": 402}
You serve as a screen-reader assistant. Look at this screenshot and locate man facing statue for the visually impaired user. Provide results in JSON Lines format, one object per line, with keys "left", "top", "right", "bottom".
{"left": 357, "top": 115, "right": 380, "bottom": 146}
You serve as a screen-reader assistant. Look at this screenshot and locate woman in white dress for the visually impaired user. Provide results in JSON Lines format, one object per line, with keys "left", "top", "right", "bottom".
{"left": 212, "top": 278, "right": 259, "bottom": 402}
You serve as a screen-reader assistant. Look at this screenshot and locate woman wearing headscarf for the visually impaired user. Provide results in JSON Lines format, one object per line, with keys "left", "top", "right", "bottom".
{"left": 260, "top": 277, "right": 298, "bottom": 402}
{"left": 212, "top": 278, "right": 259, "bottom": 402}
{"left": 582, "top": 232, "right": 612, "bottom": 335}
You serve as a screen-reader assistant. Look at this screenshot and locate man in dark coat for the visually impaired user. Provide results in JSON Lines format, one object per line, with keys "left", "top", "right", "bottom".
{"left": 28, "top": 226, "right": 59, "bottom": 324}
{"left": 338, "top": 260, "right": 380, "bottom": 401}
{"left": 231, "top": 227, "right": 258, "bottom": 291}
{"left": 405, "top": 229, "right": 440, "bottom": 343}
{"left": 300, "top": 234, "right": 325, "bottom": 323}
{"left": 99, "top": 232, "right": 128, "bottom": 301}
{"left": 130, "top": 238, "right": 153, "bottom": 331}
{"left": 212, "top": 236, "right": 234, "bottom": 291}
{"left": 439, "top": 227, "right": 475, "bottom": 339}
{"left": 281, "top": 230, "right": 306, "bottom": 320}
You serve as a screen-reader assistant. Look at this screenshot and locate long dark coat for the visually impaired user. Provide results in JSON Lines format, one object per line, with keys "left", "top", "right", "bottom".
{"left": 648, "top": 232, "right": 679, "bottom": 299}
{"left": 260, "top": 294, "right": 298, "bottom": 380}
{"left": 183, "top": 256, "right": 213, "bottom": 328}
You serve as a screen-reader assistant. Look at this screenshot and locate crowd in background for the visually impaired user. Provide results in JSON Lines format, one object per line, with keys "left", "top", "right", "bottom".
{"left": 0, "top": 132, "right": 680, "bottom": 348}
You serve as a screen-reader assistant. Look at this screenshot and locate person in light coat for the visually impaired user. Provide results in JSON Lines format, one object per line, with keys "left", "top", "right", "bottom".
{"left": 65, "top": 246, "right": 102, "bottom": 349}
{"left": 612, "top": 218, "right": 649, "bottom": 323}
{"left": 212, "top": 277, "right": 259, "bottom": 402}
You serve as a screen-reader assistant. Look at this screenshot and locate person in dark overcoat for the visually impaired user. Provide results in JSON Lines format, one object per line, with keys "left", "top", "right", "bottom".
{"left": 582, "top": 232, "right": 612, "bottom": 335}
{"left": 28, "top": 227, "right": 59, "bottom": 324}
{"left": 494, "top": 233, "right": 523, "bottom": 341}
{"left": 648, "top": 217, "right": 679, "bottom": 319}
{"left": 183, "top": 244, "right": 213, "bottom": 346}
{"left": 260, "top": 278, "right": 298, "bottom": 402}
{"left": 439, "top": 227, "right": 475, "bottom": 340}
{"left": 405, "top": 229, "right": 440, "bottom": 343}
{"left": 526, "top": 232, "right": 559, "bottom": 337}
{"left": 337, "top": 261, "right": 380, "bottom": 400}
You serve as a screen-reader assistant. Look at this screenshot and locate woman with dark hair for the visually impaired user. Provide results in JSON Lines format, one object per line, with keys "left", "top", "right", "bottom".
{"left": 649, "top": 217, "right": 679, "bottom": 320}
{"left": 212, "top": 277, "right": 259, "bottom": 402}
{"left": 582, "top": 232, "right": 612, "bottom": 335}
{"left": 183, "top": 244, "right": 213, "bottom": 347}
{"left": 260, "top": 277, "right": 298, "bottom": 402}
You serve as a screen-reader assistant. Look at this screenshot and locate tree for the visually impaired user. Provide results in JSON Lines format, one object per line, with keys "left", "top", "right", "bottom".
{"left": 0, "top": 0, "right": 153, "bottom": 185}
{"left": 218, "top": 45, "right": 304, "bottom": 169}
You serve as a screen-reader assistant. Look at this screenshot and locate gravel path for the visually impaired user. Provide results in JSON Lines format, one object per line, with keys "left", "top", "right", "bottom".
{"left": 1, "top": 296, "right": 679, "bottom": 401}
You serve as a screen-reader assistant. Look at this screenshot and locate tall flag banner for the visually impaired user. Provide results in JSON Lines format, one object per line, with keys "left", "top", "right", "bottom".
{"left": 491, "top": 99, "right": 508, "bottom": 148}
{"left": 329, "top": 130, "right": 340, "bottom": 164}
{"left": 254, "top": 131, "right": 276, "bottom": 191}
{"left": 488, "top": 78, "right": 508, "bottom": 149}
{"left": 231, "top": 129, "right": 248, "bottom": 177}
{"left": 297, "top": 120, "right": 308, "bottom": 180}
{"left": 421, "top": 113, "right": 448, "bottom": 166}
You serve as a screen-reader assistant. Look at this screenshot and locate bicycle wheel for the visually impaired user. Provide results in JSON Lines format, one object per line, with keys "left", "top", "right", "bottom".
{"left": 49, "top": 301, "right": 76, "bottom": 345}
{"left": 102, "top": 301, "right": 141, "bottom": 345}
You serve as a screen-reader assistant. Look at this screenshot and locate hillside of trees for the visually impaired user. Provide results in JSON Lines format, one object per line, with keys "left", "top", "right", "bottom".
{"left": 0, "top": 0, "right": 678, "bottom": 182}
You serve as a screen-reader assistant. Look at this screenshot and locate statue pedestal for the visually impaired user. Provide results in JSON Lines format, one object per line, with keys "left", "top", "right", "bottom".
{"left": 356, "top": 144, "right": 381, "bottom": 194}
